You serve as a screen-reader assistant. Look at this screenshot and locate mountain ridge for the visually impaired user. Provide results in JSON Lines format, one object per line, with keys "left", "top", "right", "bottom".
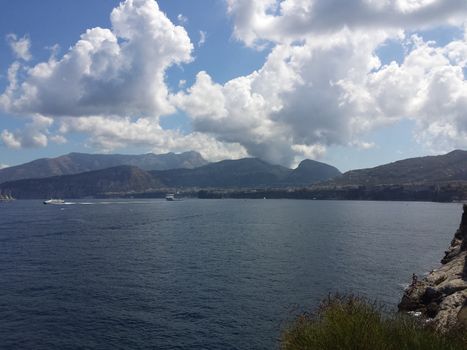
{"left": 0, "top": 165, "right": 161, "bottom": 199}
{"left": 322, "top": 149, "right": 467, "bottom": 186}
{"left": 1, "top": 150, "right": 466, "bottom": 201}
{"left": 0, "top": 157, "right": 342, "bottom": 198}
{"left": 0, "top": 151, "right": 208, "bottom": 184}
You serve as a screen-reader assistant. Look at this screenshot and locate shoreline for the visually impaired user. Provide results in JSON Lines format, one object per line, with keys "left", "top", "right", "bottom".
{"left": 399, "top": 204, "right": 467, "bottom": 331}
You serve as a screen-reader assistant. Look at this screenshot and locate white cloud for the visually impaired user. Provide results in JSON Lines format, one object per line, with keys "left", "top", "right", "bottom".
{"left": 0, "top": 62, "right": 20, "bottom": 111}
{"left": 347, "top": 33, "right": 467, "bottom": 152}
{"left": 6, "top": 34, "right": 32, "bottom": 61}
{"left": 50, "top": 134, "right": 67, "bottom": 144}
{"left": 1, "top": 130, "right": 22, "bottom": 149}
{"left": 198, "top": 30, "right": 207, "bottom": 47}
{"left": 175, "top": 8, "right": 466, "bottom": 165}
{"left": 1, "top": 0, "right": 193, "bottom": 118}
{"left": 349, "top": 141, "right": 377, "bottom": 150}
{"left": 227, "top": 0, "right": 467, "bottom": 47}
{"left": 0, "top": 0, "right": 251, "bottom": 163}
{"left": 58, "top": 116, "right": 248, "bottom": 161}
{"left": 177, "top": 13, "right": 188, "bottom": 24}
{"left": 1, "top": 0, "right": 466, "bottom": 166}
{"left": 0, "top": 164, "right": 9, "bottom": 170}
{"left": 175, "top": 29, "right": 392, "bottom": 165}
{"left": 0, "top": 0, "right": 240, "bottom": 160}
{"left": 1, "top": 115, "right": 53, "bottom": 149}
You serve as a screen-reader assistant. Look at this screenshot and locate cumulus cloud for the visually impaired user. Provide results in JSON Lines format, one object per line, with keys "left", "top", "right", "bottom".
{"left": 6, "top": 34, "right": 32, "bottom": 61}
{"left": 0, "top": 0, "right": 238, "bottom": 161}
{"left": 175, "top": 29, "right": 394, "bottom": 165}
{"left": 58, "top": 116, "right": 248, "bottom": 161}
{"left": 173, "top": 54, "right": 303, "bottom": 164}
{"left": 1, "top": 0, "right": 193, "bottom": 118}
{"left": 0, "top": 0, "right": 251, "bottom": 162}
{"left": 1, "top": 0, "right": 466, "bottom": 166}
{"left": 227, "top": 0, "right": 467, "bottom": 46}
{"left": 172, "top": 0, "right": 467, "bottom": 164}
{"left": 382, "top": 35, "right": 467, "bottom": 151}
{"left": 1, "top": 115, "right": 53, "bottom": 149}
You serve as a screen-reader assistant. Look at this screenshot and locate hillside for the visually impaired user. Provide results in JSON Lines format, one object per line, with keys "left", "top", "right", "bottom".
{"left": 328, "top": 150, "right": 467, "bottom": 186}
{"left": 153, "top": 158, "right": 291, "bottom": 188}
{"left": 0, "top": 166, "right": 160, "bottom": 199}
{"left": 0, "top": 151, "right": 208, "bottom": 184}
{"left": 283, "top": 159, "right": 341, "bottom": 185}
{"left": 152, "top": 158, "right": 341, "bottom": 188}
{"left": 0, "top": 157, "right": 341, "bottom": 198}
{"left": 301, "top": 150, "right": 467, "bottom": 201}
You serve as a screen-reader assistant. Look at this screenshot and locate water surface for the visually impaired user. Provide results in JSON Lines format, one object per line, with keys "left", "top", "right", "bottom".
{"left": 0, "top": 199, "right": 462, "bottom": 349}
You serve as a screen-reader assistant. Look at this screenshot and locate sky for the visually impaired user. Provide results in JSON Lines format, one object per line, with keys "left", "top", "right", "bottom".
{"left": 0, "top": 0, "right": 466, "bottom": 172}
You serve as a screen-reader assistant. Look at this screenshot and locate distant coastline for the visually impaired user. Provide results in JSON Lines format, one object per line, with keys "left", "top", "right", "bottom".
{"left": 1, "top": 149, "right": 466, "bottom": 202}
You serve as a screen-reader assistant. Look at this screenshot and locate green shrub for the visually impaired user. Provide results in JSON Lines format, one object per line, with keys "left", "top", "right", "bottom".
{"left": 281, "top": 295, "right": 467, "bottom": 350}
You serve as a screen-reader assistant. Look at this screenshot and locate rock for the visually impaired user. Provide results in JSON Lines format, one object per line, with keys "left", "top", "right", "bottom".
{"left": 398, "top": 204, "right": 467, "bottom": 332}
{"left": 441, "top": 245, "right": 461, "bottom": 264}
{"left": 426, "top": 302, "right": 440, "bottom": 318}
{"left": 457, "top": 304, "right": 467, "bottom": 328}
{"left": 433, "top": 290, "right": 467, "bottom": 331}
{"left": 438, "top": 279, "right": 467, "bottom": 296}
{"left": 421, "top": 287, "right": 442, "bottom": 304}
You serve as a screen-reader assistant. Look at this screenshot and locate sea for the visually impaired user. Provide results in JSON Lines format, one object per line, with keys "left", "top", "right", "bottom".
{"left": 0, "top": 199, "right": 463, "bottom": 349}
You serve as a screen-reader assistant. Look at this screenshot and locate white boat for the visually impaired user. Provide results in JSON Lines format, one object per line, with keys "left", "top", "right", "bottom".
{"left": 0, "top": 192, "right": 15, "bottom": 201}
{"left": 165, "top": 194, "right": 175, "bottom": 201}
{"left": 43, "top": 199, "right": 65, "bottom": 205}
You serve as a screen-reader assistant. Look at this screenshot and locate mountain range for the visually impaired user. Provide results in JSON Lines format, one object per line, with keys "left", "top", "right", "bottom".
{"left": 0, "top": 151, "right": 208, "bottom": 184}
{"left": 0, "top": 166, "right": 161, "bottom": 199}
{"left": 152, "top": 158, "right": 341, "bottom": 188}
{"left": 1, "top": 150, "right": 466, "bottom": 201}
{"left": 0, "top": 157, "right": 341, "bottom": 199}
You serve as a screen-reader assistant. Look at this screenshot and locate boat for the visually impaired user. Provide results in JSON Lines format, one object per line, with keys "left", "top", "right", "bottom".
{"left": 43, "top": 199, "right": 65, "bottom": 205}
{"left": 0, "top": 191, "right": 15, "bottom": 202}
{"left": 165, "top": 194, "right": 175, "bottom": 201}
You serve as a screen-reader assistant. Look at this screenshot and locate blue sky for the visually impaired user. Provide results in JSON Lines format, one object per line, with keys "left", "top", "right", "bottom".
{"left": 0, "top": 0, "right": 466, "bottom": 171}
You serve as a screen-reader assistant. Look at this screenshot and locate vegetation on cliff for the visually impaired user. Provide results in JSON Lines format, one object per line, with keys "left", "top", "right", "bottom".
{"left": 281, "top": 295, "right": 467, "bottom": 350}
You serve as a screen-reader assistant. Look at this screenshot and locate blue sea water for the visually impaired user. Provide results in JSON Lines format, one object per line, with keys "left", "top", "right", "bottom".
{"left": 0, "top": 199, "right": 463, "bottom": 349}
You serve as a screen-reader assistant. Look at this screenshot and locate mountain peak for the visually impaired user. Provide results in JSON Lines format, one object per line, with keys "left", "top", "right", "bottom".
{"left": 285, "top": 159, "right": 341, "bottom": 185}
{"left": 446, "top": 149, "right": 467, "bottom": 157}
{"left": 296, "top": 159, "right": 334, "bottom": 169}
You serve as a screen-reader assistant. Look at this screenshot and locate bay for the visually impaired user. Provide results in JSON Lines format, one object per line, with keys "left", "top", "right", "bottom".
{"left": 0, "top": 199, "right": 462, "bottom": 349}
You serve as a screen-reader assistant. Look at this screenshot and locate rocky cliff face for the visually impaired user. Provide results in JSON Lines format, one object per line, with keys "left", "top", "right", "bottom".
{"left": 399, "top": 204, "right": 467, "bottom": 331}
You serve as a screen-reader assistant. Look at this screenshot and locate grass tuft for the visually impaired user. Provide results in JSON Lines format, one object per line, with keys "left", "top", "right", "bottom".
{"left": 281, "top": 294, "right": 467, "bottom": 350}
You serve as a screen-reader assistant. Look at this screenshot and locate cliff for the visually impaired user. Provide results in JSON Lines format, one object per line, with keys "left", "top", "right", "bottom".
{"left": 399, "top": 204, "right": 467, "bottom": 331}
